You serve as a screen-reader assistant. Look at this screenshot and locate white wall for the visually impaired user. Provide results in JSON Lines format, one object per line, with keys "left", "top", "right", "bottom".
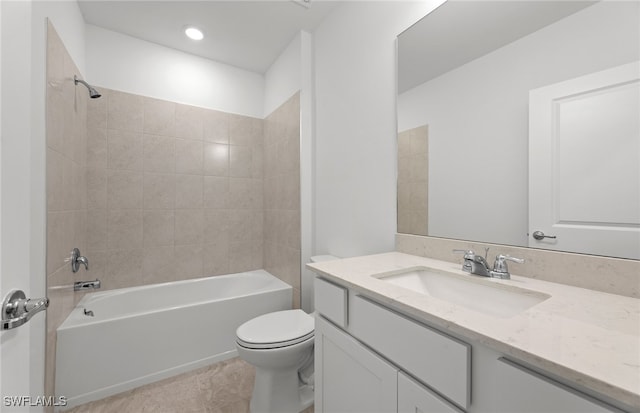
{"left": 264, "top": 33, "right": 302, "bottom": 117}
{"left": 85, "top": 24, "right": 265, "bottom": 118}
{"left": 398, "top": 1, "right": 640, "bottom": 247}
{"left": 312, "top": 1, "right": 442, "bottom": 258}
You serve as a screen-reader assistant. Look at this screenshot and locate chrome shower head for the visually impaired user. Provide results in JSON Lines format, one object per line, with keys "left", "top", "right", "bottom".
{"left": 74, "top": 75, "right": 102, "bottom": 99}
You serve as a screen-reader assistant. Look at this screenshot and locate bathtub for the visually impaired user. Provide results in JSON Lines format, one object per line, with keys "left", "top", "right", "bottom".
{"left": 55, "top": 270, "right": 292, "bottom": 409}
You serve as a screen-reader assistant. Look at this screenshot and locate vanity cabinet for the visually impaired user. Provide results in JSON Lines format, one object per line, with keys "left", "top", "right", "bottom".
{"left": 398, "top": 372, "right": 463, "bottom": 413}
{"left": 492, "top": 358, "right": 621, "bottom": 413}
{"left": 313, "top": 276, "right": 627, "bottom": 413}
{"left": 315, "top": 315, "right": 397, "bottom": 412}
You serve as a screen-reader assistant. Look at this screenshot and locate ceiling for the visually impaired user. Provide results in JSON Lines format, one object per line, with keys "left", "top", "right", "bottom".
{"left": 78, "top": 0, "right": 340, "bottom": 74}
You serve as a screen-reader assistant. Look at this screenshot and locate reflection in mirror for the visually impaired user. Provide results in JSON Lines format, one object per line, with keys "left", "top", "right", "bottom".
{"left": 398, "top": 125, "right": 428, "bottom": 236}
{"left": 397, "top": 1, "right": 640, "bottom": 259}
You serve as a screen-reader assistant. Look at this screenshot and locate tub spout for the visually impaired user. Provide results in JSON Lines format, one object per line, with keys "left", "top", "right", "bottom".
{"left": 74, "top": 279, "right": 101, "bottom": 291}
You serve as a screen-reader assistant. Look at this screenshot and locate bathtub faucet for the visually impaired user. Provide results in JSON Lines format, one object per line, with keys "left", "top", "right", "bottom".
{"left": 74, "top": 279, "right": 101, "bottom": 291}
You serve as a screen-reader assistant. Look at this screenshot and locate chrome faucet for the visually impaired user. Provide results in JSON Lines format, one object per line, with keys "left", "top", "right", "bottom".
{"left": 490, "top": 254, "right": 525, "bottom": 279}
{"left": 453, "top": 249, "right": 491, "bottom": 276}
{"left": 453, "top": 249, "right": 524, "bottom": 280}
{"left": 74, "top": 279, "right": 101, "bottom": 291}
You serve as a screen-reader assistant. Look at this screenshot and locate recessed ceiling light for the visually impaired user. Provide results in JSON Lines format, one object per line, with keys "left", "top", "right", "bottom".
{"left": 185, "top": 26, "right": 204, "bottom": 41}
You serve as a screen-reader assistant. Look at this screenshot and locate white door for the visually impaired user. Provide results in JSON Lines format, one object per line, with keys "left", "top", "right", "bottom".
{"left": 1, "top": 0, "right": 48, "bottom": 410}
{"left": 529, "top": 62, "right": 640, "bottom": 259}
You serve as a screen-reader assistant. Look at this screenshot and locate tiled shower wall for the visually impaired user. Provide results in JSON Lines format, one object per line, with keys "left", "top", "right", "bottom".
{"left": 85, "top": 88, "right": 265, "bottom": 289}
{"left": 45, "top": 21, "right": 88, "bottom": 401}
{"left": 264, "top": 93, "right": 302, "bottom": 308}
{"left": 46, "top": 22, "right": 302, "bottom": 399}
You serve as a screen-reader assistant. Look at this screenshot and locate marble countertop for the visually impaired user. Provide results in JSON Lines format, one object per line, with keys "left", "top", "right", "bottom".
{"left": 307, "top": 252, "right": 640, "bottom": 410}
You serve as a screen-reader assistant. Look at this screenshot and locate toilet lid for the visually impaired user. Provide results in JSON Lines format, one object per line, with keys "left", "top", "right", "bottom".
{"left": 236, "top": 309, "right": 314, "bottom": 349}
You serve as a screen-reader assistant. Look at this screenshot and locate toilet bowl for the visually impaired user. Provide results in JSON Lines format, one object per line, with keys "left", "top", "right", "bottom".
{"left": 236, "top": 309, "right": 315, "bottom": 413}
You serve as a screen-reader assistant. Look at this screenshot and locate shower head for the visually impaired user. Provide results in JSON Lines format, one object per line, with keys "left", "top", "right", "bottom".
{"left": 74, "top": 75, "right": 101, "bottom": 99}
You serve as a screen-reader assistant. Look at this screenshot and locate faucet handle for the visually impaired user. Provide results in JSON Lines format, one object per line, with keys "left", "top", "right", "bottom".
{"left": 452, "top": 249, "right": 475, "bottom": 259}
{"left": 453, "top": 249, "right": 475, "bottom": 273}
{"left": 491, "top": 254, "right": 524, "bottom": 279}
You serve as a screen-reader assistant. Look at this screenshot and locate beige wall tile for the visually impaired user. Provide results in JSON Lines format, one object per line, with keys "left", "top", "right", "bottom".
{"left": 175, "top": 209, "right": 204, "bottom": 245}
{"left": 143, "top": 134, "right": 175, "bottom": 173}
{"left": 106, "top": 248, "right": 144, "bottom": 289}
{"left": 108, "top": 90, "right": 143, "bottom": 132}
{"left": 143, "top": 246, "right": 176, "bottom": 284}
{"left": 204, "top": 209, "right": 230, "bottom": 244}
{"left": 143, "top": 173, "right": 176, "bottom": 209}
{"left": 251, "top": 145, "right": 264, "bottom": 179}
{"left": 47, "top": 148, "right": 65, "bottom": 212}
{"left": 175, "top": 244, "right": 204, "bottom": 279}
{"left": 144, "top": 97, "right": 175, "bottom": 136}
{"left": 47, "top": 211, "right": 72, "bottom": 276}
{"left": 107, "top": 210, "right": 143, "bottom": 249}
{"left": 204, "top": 143, "right": 229, "bottom": 176}
{"left": 86, "top": 167, "right": 107, "bottom": 209}
{"left": 203, "top": 110, "right": 229, "bottom": 144}
{"left": 175, "top": 138, "right": 203, "bottom": 174}
{"left": 46, "top": 88, "right": 66, "bottom": 153}
{"left": 143, "top": 210, "right": 175, "bottom": 247}
{"left": 229, "top": 145, "right": 252, "bottom": 178}
{"left": 87, "top": 209, "right": 107, "bottom": 250}
{"left": 175, "top": 174, "right": 203, "bottom": 209}
{"left": 107, "top": 170, "right": 143, "bottom": 210}
{"left": 87, "top": 127, "right": 108, "bottom": 169}
{"left": 263, "top": 92, "right": 300, "bottom": 291}
{"left": 229, "top": 240, "right": 257, "bottom": 273}
{"left": 87, "top": 89, "right": 108, "bottom": 130}
{"left": 203, "top": 240, "right": 230, "bottom": 276}
{"left": 203, "top": 176, "right": 230, "bottom": 209}
{"left": 228, "top": 178, "right": 253, "bottom": 210}
{"left": 108, "top": 129, "right": 143, "bottom": 171}
{"left": 176, "top": 104, "right": 204, "bottom": 140}
{"left": 228, "top": 210, "right": 254, "bottom": 244}
{"left": 84, "top": 249, "right": 107, "bottom": 282}
{"left": 229, "top": 114, "right": 262, "bottom": 147}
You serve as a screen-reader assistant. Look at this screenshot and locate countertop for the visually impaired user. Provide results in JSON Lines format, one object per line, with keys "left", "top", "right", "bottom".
{"left": 307, "top": 252, "right": 640, "bottom": 410}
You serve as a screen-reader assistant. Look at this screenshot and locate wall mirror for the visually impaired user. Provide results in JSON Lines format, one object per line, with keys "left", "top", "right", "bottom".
{"left": 397, "top": 0, "right": 640, "bottom": 260}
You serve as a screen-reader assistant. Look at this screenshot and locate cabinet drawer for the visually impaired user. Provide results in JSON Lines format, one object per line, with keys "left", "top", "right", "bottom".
{"left": 494, "top": 358, "right": 622, "bottom": 413}
{"left": 350, "top": 295, "right": 470, "bottom": 409}
{"left": 314, "top": 277, "right": 348, "bottom": 328}
{"left": 398, "top": 372, "right": 463, "bottom": 413}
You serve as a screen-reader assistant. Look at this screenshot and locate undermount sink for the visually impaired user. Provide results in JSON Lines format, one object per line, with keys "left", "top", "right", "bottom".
{"left": 375, "top": 267, "right": 550, "bottom": 318}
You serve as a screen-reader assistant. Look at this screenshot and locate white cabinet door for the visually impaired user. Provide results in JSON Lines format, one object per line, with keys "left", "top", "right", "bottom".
{"left": 398, "top": 372, "right": 462, "bottom": 413}
{"left": 315, "top": 315, "right": 398, "bottom": 413}
{"left": 529, "top": 61, "right": 640, "bottom": 259}
{"left": 494, "top": 358, "right": 622, "bottom": 413}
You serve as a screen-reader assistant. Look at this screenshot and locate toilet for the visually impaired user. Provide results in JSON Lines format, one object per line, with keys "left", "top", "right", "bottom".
{"left": 236, "top": 255, "right": 339, "bottom": 413}
{"left": 236, "top": 309, "right": 315, "bottom": 413}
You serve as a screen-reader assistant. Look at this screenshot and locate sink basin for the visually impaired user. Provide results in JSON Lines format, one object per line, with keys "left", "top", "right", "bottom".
{"left": 375, "top": 267, "right": 550, "bottom": 318}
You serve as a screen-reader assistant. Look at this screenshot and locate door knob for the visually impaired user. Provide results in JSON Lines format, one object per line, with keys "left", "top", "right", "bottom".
{"left": 2, "top": 289, "right": 49, "bottom": 330}
{"left": 532, "top": 231, "right": 557, "bottom": 240}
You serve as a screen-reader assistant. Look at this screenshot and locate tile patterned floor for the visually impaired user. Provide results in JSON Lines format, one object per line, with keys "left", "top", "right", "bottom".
{"left": 63, "top": 358, "right": 257, "bottom": 413}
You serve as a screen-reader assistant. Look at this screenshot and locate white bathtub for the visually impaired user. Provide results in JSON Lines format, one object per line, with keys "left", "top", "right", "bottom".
{"left": 55, "top": 270, "right": 292, "bottom": 409}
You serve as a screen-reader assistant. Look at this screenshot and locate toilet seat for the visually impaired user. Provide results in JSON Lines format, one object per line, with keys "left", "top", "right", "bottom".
{"left": 236, "top": 309, "right": 315, "bottom": 349}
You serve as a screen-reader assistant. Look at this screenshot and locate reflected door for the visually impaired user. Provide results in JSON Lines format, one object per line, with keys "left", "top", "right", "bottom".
{"left": 529, "top": 61, "right": 640, "bottom": 259}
